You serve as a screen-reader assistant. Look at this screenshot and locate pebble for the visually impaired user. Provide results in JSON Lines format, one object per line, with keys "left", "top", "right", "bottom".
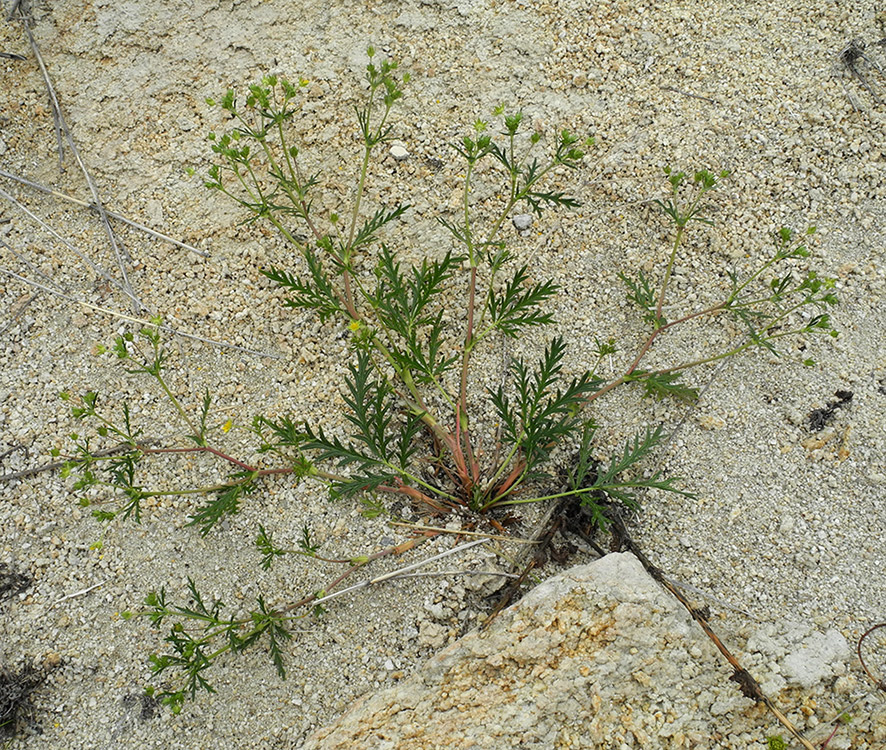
{"left": 389, "top": 144, "right": 409, "bottom": 160}
{"left": 512, "top": 213, "right": 533, "bottom": 232}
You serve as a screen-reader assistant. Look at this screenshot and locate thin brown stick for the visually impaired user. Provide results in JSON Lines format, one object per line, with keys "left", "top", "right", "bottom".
{"left": 0, "top": 168, "right": 208, "bottom": 257}
{"left": 481, "top": 496, "right": 569, "bottom": 629}
{"left": 21, "top": 20, "right": 143, "bottom": 312}
{"left": 610, "top": 513, "right": 817, "bottom": 750}
{"left": 0, "top": 267, "right": 281, "bottom": 359}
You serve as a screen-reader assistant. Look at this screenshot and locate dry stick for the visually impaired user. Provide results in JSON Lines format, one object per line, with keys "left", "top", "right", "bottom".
{"left": 389, "top": 521, "right": 540, "bottom": 545}
{"left": 0, "top": 268, "right": 281, "bottom": 359}
{"left": 609, "top": 513, "right": 817, "bottom": 750}
{"left": 20, "top": 20, "right": 143, "bottom": 313}
{"left": 660, "top": 574, "right": 759, "bottom": 620}
{"left": 0, "top": 168, "right": 208, "bottom": 258}
{"left": 281, "top": 532, "right": 441, "bottom": 614}
{"left": 0, "top": 236, "right": 71, "bottom": 292}
{"left": 48, "top": 72, "right": 64, "bottom": 171}
{"left": 393, "top": 569, "right": 519, "bottom": 581}
{"left": 809, "top": 691, "right": 876, "bottom": 748}
{"left": 481, "top": 497, "right": 569, "bottom": 630}
{"left": 0, "top": 440, "right": 162, "bottom": 483}
{"left": 314, "top": 538, "right": 488, "bottom": 605}
{"left": 49, "top": 579, "right": 109, "bottom": 610}
{"left": 4, "top": 0, "right": 22, "bottom": 24}
{"left": 0, "top": 444, "right": 28, "bottom": 462}
{"left": 0, "top": 235, "right": 59, "bottom": 334}
{"left": 839, "top": 39, "right": 884, "bottom": 105}
{"left": 0, "top": 291, "right": 37, "bottom": 335}
{"left": 659, "top": 85, "right": 718, "bottom": 105}
{"left": 0, "top": 185, "right": 132, "bottom": 298}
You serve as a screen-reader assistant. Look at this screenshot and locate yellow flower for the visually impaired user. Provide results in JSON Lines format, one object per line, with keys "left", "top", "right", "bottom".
{"left": 222, "top": 419, "right": 233, "bottom": 433}
{"left": 349, "top": 320, "right": 361, "bottom": 332}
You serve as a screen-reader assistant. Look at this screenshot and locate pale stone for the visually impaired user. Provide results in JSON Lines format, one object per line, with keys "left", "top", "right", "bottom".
{"left": 389, "top": 144, "right": 409, "bottom": 160}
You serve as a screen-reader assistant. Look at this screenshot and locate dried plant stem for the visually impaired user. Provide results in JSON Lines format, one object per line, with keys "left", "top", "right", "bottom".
{"left": 0, "top": 440, "right": 162, "bottom": 483}
{"left": 0, "top": 267, "right": 280, "bottom": 359}
{"left": 20, "top": 19, "right": 143, "bottom": 312}
{"left": 49, "top": 579, "right": 109, "bottom": 610}
{"left": 281, "top": 531, "right": 444, "bottom": 613}
{"left": 0, "top": 168, "right": 208, "bottom": 257}
{"left": 388, "top": 521, "right": 539, "bottom": 545}
{"left": 610, "top": 513, "right": 817, "bottom": 750}
{"left": 314, "top": 538, "right": 487, "bottom": 605}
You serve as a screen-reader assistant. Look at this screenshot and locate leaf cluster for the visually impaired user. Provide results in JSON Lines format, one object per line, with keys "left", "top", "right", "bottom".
{"left": 297, "top": 350, "right": 425, "bottom": 501}
{"left": 490, "top": 337, "right": 602, "bottom": 491}
{"left": 654, "top": 166, "right": 729, "bottom": 228}
{"left": 573, "top": 426, "right": 694, "bottom": 512}
{"left": 131, "top": 579, "right": 294, "bottom": 714}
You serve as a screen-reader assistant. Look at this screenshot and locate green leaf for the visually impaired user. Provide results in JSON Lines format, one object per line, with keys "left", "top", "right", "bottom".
{"left": 587, "top": 426, "right": 693, "bottom": 509}
{"left": 368, "top": 246, "right": 464, "bottom": 344}
{"left": 350, "top": 204, "right": 409, "bottom": 253}
{"left": 523, "top": 188, "right": 581, "bottom": 216}
{"left": 256, "top": 524, "right": 287, "bottom": 570}
{"left": 341, "top": 349, "right": 397, "bottom": 463}
{"left": 618, "top": 270, "right": 661, "bottom": 327}
{"left": 254, "top": 596, "right": 291, "bottom": 679}
{"left": 360, "top": 496, "right": 385, "bottom": 518}
{"left": 567, "top": 420, "right": 599, "bottom": 491}
{"left": 633, "top": 371, "right": 699, "bottom": 403}
{"left": 187, "top": 476, "right": 255, "bottom": 535}
{"left": 187, "top": 388, "right": 212, "bottom": 447}
{"left": 298, "top": 523, "right": 319, "bottom": 555}
{"left": 487, "top": 265, "right": 559, "bottom": 337}
{"left": 262, "top": 246, "right": 344, "bottom": 323}
{"left": 491, "top": 337, "right": 602, "bottom": 474}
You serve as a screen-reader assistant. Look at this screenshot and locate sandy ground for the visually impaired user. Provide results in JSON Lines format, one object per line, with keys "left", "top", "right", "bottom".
{"left": 1, "top": 1, "right": 884, "bottom": 748}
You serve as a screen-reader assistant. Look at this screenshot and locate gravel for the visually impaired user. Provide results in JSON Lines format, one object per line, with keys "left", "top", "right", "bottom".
{"left": 0, "top": 1, "right": 884, "bottom": 748}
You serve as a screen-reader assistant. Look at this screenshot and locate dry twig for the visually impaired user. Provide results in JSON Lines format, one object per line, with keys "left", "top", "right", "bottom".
{"left": 16, "top": 14, "right": 144, "bottom": 312}
{"left": 0, "top": 168, "right": 208, "bottom": 258}
{"left": 49, "top": 579, "right": 109, "bottom": 610}
{"left": 0, "top": 185, "right": 133, "bottom": 297}
{"left": 609, "top": 512, "right": 817, "bottom": 750}
{"left": 0, "top": 268, "right": 281, "bottom": 359}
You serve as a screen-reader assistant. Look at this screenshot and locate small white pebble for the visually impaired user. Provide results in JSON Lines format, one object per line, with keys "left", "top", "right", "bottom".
{"left": 390, "top": 144, "right": 409, "bottom": 161}
{"left": 512, "top": 213, "right": 533, "bottom": 231}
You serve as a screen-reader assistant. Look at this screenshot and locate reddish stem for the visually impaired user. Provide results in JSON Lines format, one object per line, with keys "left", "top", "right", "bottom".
{"left": 625, "top": 301, "right": 727, "bottom": 377}
{"left": 139, "top": 444, "right": 257, "bottom": 472}
{"left": 489, "top": 458, "right": 526, "bottom": 505}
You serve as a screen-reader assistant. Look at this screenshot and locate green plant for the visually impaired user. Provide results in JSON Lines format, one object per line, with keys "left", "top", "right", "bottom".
{"left": 765, "top": 735, "right": 787, "bottom": 750}
{"left": 56, "top": 50, "right": 839, "bottom": 711}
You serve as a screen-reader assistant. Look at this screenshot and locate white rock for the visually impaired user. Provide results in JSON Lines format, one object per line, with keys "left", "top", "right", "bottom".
{"left": 781, "top": 629, "right": 851, "bottom": 689}
{"left": 303, "top": 554, "right": 746, "bottom": 749}
{"left": 512, "top": 213, "right": 533, "bottom": 231}
{"left": 389, "top": 144, "right": 409, "bottom": 161}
